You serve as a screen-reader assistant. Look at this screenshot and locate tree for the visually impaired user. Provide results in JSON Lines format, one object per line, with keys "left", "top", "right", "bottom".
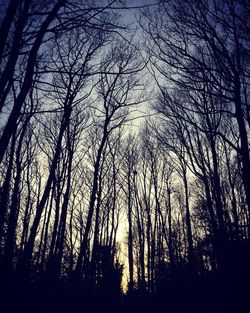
{"left": 140, "top": 0, "right": 250, "bottom": 223}
{"left": 75, "top": 41, "right": 144, "bottom": 278}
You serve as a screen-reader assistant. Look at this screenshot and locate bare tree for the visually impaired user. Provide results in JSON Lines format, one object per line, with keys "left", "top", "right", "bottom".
{"left": 75, "top": 42, "right": 144, "bottom": 278}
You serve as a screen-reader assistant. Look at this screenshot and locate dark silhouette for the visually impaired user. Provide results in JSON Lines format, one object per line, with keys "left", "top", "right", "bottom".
{"left": 0, "top": 1, "right": 249, "bottom": 312}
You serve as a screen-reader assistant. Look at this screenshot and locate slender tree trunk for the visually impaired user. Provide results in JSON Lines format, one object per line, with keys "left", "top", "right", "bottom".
{"left": 210, "top": 137, "right": 229, "bottom": 271}
{"left": 0, "top": 0, "right": 31, "bottom": 113}
{"left": 134, "top": 179, "right": 145, "bottom": 290}
{"left": 0, "top": 0, "right": 20, "bottom": 63}
{"left": 167, "top": 187, "right": 174, "bottom": 273}
{"left": 40, "top": 185, "right": 55, "bottom": 271}
{"left": 53, "top": 148, "right": 73, "bottom": 278}
{"left": 21, "top": 104, "right": 71, "bottom": 271}
{"left": 225, "top": 147, "right": 240, "bottom": 241}
{"left": 19, "top": 153, "right": 32, "bottom": 256}
{"left": 0, "top": 129, "right": 17, "bottom": 243}
{"left": 3, "top": 118, "right": 29, "bottom": 271}
{"left": 91, "top": 161, "right": 104, "bottom": 284}
{"left": 0, "top": 0, "right": 65, "bottom": 163}
{"left": 182, "top": 166, "right": 195, "bottom": 272}
{"left": 234, "top": 77, "right": 250, "bottom": 228}
{"left": 75, "top": 126, "right": 108, "bottom": 277}
{"left": 202, "top": 176, "right": 218, "bottom": 271}
{"left": 127, "top": 168, "right": 134, "bottom": 293}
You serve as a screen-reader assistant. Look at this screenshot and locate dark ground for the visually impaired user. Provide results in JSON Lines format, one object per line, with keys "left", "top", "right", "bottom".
{"left": 0, "top": 269, "right": 249, "bottom": 313}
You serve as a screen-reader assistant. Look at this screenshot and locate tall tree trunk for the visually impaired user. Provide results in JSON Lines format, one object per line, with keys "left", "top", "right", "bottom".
{"left": 182, "top": 165, "right": 195, "bottom": 272}
{"left": 91, "top": 160, "right": 104, "bottom": 284}
{"left": 210, "top": 137, "right": 229, "bottom": 271}
{"left": 40, "top": 185, "right": 55, "bottom": 271}
{"left": 75, "top": 125, "right": 108, "bottom": 277}
{"left": 0, "top": 0, "right": 31, "bottom": 113}
{"left": 0, "top": 0, "right": 20, "bottom": 63}
{"left": 234, "top": 77, "right": 250, "bottom": 228}
{"left": 0, "top": 128, "right": 17, "bottom": 244}
{"left": 53, "top": 143, "right": 74, "bottom": 278}
{"left": 167, "top": 187, "right": 174, "bottom": 273}
{"left": 3, "top": 117, "right": 29, "bottom": 271}
{"left": 21, "top": 104, "right": 71, "bottom": 271}
{"left": 0, "top": 0, "right": 65, "bottom": 163}
{"left": 127, "top": 168, "right": 134, "bottom": 293}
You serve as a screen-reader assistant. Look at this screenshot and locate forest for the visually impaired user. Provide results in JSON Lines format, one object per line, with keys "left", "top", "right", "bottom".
{"left": 0, "top": 0, "right": 249, "bottom": 312}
